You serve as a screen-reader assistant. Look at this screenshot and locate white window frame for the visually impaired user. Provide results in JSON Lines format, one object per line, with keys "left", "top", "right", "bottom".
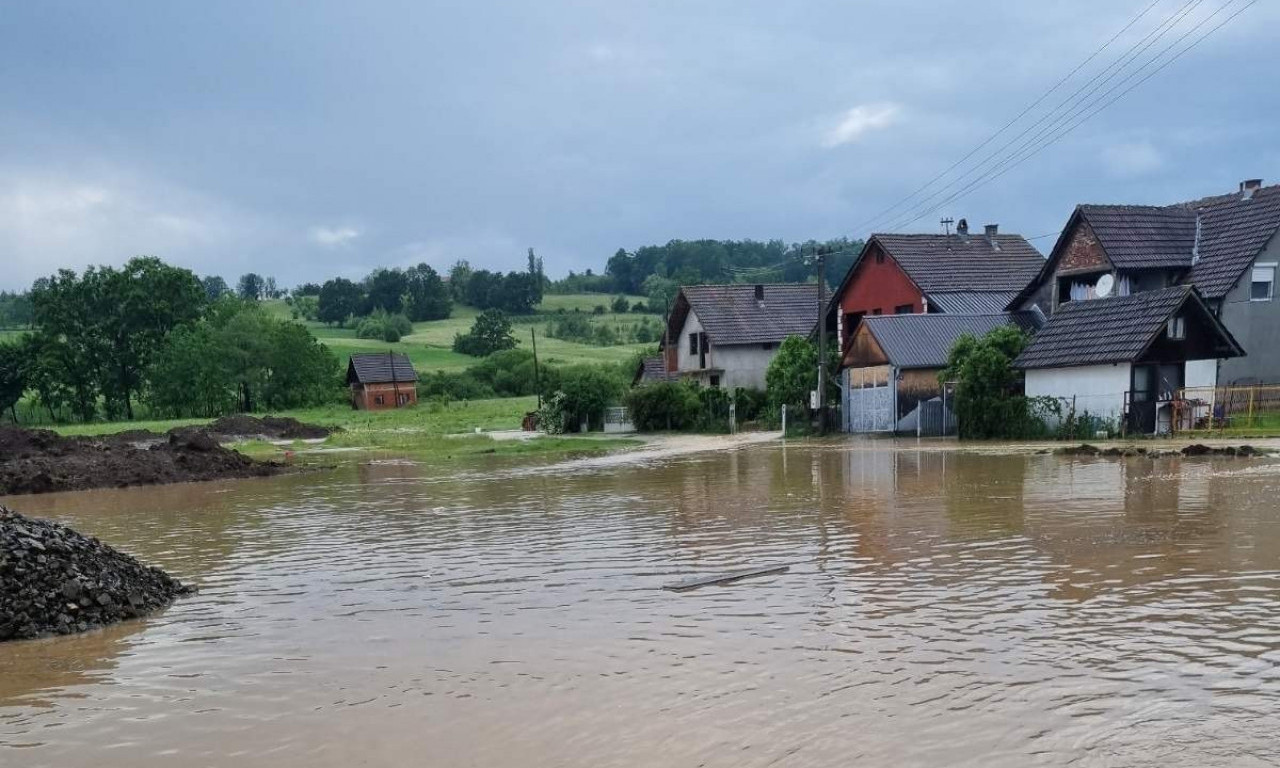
{"left": 1251, "top": 262, "right": 1276, "bottom": 302}
{"left": 1167, "top": 315, "right": 1186, "bottom": 340}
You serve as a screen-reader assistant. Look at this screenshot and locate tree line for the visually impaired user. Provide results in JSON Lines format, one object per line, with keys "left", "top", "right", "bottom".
{"left": 0, "top": 257, "right": 338, "bottom": 423}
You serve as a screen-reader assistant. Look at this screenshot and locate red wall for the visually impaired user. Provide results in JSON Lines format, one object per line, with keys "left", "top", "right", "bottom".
{"left": 837, "top": 242, "right": 924, "bottom": 341}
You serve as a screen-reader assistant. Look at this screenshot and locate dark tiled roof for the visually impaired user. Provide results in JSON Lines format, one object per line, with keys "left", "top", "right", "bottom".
{"left": 633, "top": 355, "right": 676, "bottom": 385}
{"left": 1014, "top": 286, "right": 1240, "bottom": 369}
{"left": 926, "top": 290, "right": 1021, "bottom": 314}
{"left": 347, "top": 352, "right": 418, "bottom": 384}
{"left": 675, "top": 284, "right": 819, "bottom": 345}
{"left": 874, "top": 233, "right": 1046, "bottom": 292}
{"left": 1078, "top": 205, "right": 1197, "bottom": 269}
{"left": 1188, "top": 185, "right": 1280, "bottom": 298}
{"left": 862, "top": 312, "right": 1043, "bottom": 370}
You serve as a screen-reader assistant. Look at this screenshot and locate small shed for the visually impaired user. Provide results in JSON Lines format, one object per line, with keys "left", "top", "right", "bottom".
{"left": 347, "top": 352, "right": 419, "bottom": 410}
{"left": 842, "top": 312, "right": 1042, "bottom": 434}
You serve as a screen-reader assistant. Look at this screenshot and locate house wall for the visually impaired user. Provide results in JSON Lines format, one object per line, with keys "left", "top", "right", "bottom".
{"left": 836, "top": 241, "right": 923, "bottom": 347}
{"left": 675, "top": 311, "right": 705, "bottom": 373}
{"left": 353, "top": 382, "right": 418, "bottom": 411}
{"left": 1059, "top": 220, "right": 1112, "bottom": 274}
{"left": 710, "top": 344, "right": 777, "bottom": 391}
{"left": 1024, "top": 364, "right": 1132, "bottom": 426}
{"left": 1218, "top": 232, "right": 1280, "bottom": 384}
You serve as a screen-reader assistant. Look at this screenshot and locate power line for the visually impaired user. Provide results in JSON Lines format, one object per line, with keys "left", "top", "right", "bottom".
{"left": 850, "top": 0, "right": 1167, "bottom": 234}
{"left": 885, "top": 0, "right": 1255, "bottom": 231}
{"left": 878, "top": 0, "right": 1211, "bottom": 233}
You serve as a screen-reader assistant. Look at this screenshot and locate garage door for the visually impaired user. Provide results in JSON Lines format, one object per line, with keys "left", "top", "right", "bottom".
{"left": 844, "top": 366, "right": 894, "bottom": 433}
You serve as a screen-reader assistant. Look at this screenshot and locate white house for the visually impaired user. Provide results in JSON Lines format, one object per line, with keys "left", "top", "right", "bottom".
{"left": 1014, "top": 286, "right": 1243, "bottom": 434}
{"left": 660, "top": 284, "right": 820, "bottom": 391}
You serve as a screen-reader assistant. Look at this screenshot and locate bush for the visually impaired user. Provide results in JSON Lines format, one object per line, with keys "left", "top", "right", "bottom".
{"left": 630, "top": 302, "right": 648, "bottom": 314}
{"left": 453, "top": 309, "right": 517, "bottom": 356}
{"left": 611, "top": 295, "right": 630, "bottom": 314}
{"left": 733, "top": 387, "right": 767, "bottom": 422}
{"left": 941, "top": 326, "right": 1047, "bottom": 439}
{"left": 356, "top": 309, "right": 413, "bottom": 342}
{"left": 626, "top": 381, "right": 702, "bottom": 430}
{"left": 541, "top": 364, "right": 625, "bottom": 432}
{"left": 467, "top": 348, "right": 562, "bottom": 398}
{"left": 416, "top": 371, "right": 496, "bottom": 401}
{"left": 592, "top": 305, "right": 606, "bottom": 315}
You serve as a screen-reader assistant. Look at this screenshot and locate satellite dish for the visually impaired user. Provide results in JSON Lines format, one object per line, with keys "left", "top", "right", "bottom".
{"left": 1095, "top": 274, "right": 1115, "bottom": 298}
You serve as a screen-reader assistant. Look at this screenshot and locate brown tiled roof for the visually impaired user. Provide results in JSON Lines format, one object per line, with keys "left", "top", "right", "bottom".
{"left": 1187, "top": 185, "right": 1280, "bottom": 298}
{"left": 873, "top": 233, "right": 1046, "bottom": 292}
{"left": 670, "top": 284, "right": 819, "bottom": 345}
{"left": 347, "top": 352, "right": 418, "bottom": 384}
{"left": 1013, "top": 286, "right": 1241, "bottom": 369}
{"left": 633, "top": 355, "right": 676, "bottom": 386}
{"left": 1078, "top": 205, "right": 1197, "bottom": 269}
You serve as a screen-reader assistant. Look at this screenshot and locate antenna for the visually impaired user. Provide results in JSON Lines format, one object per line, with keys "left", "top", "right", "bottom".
{"left": 940, "top": 217, "right": 955, "bottom": 236}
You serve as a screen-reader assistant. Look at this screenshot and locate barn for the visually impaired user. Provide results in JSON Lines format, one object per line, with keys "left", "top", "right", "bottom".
{"left": 347, "top": 352, "right": 419, "bottom": 410}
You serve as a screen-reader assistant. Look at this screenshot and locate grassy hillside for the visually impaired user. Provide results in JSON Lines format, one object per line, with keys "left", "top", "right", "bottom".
{"left": 272, "top": 293, "right": 657, "bottom": 375}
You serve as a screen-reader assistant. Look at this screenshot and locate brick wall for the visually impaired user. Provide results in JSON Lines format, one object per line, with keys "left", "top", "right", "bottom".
{"left": 1058, "top": 220, "right": 1111, "bottom": 274}
{"left": 353, "top": 382, "right": 418, "bottom": 410}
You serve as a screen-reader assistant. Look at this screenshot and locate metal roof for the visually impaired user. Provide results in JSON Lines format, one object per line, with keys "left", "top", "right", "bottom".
{"left": 861, "top": 312, "right": 1043, "bottom": 370}
{"left": 346, "top": 352, "right": 418, "bottom": 384}
{"left": 668, "top": 284, "right": 820, "bottom": 346}
{"left": 926, "top": 291, "right": 1021, "bottom": 314}
{"left": 1013, "top": 286, "right": 1242, "bottom": 369}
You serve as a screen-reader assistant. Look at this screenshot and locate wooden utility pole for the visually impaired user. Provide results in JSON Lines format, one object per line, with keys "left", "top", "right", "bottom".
{"left": 817, "top": 247, "right": 828, "bottom": 435}
{"left": 531, "top": 327, "right": 542, "bottom": 409}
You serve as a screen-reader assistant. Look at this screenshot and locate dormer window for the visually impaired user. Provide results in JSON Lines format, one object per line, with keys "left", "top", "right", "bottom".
{"left": 1167, "top": 315, "right": 1186, "bottom": 340}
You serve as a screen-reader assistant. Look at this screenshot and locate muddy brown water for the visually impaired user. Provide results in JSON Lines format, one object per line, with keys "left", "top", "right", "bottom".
{"left": 2, "top": 442, "right": 1280, "bottom": 767}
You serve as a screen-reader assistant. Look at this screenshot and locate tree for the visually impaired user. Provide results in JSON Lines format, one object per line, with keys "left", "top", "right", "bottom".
{"left": 202, "top": 275, "right": 230, "bottom": 300}
{"left": 452, "top": 309, "right": 517, "bottom": 356}
{"left": 642, "top": 274, "right": 678, "bottom": 314}
{"left": 264, "top": 276, "right": 279, "bottom": 299}
{"left": 362, "top": 268, "right": 409, "bottom": 315}
{"left": 0, "top": 341, "right": 25, "bottom": 422}
{"left": 765, "top": 336, "right": 838, "bottom": 415}
{"left": 294, "top": 282, "right": 322, "bottom": 296}
{"left": 547, "top": 365, "right": 624, "bottom": 432}
{"left": 238, "top": 273, "right": 265, "bottom": 301}
{"left": 448, "top": 260, "right": 474, "bottom": 303}
{"left": 404, "top": 263, "right": 452, "bottom": 321}
{"left": 527, "top": 248, "right": 545, "bottom": 306}
{"left": 940, "top": 326, "right": 1040, "bottom": 439}
{"left": 610, "top": 295, "right": 630, "bottom": 314}
{"left": 317, "top": 278, "right": 364, "bottom": 325}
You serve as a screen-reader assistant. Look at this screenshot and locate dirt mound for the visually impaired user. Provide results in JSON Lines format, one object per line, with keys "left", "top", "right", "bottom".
{"left": 203, "top": 415, "right": 332, "bottom": 440}
{"left": 0, "top": 426, "right": 282, "bottom": 497}
{"left": 1056, "top": 443, "right": 1270, "bottom": 458}
{"left": 0, "top": 506, "right": 193, "bottom": 641}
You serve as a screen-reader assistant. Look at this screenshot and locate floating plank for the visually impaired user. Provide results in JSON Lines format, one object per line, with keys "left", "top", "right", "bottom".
{"left": 662, "top": 564, "right": 790, "bottom": 592}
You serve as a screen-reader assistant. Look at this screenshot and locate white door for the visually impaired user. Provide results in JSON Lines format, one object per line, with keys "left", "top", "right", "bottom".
{"left": 844, "top": 366, "right": 894, "bottom": 433}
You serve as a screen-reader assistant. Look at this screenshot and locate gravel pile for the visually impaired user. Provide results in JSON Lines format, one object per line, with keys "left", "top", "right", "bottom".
{"left": 0, "top": 506, "right": 193, "bottom": 642}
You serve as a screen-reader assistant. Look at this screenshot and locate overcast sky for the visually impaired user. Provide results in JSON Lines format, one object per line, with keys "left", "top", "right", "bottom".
{"left": 2, "top": 0, "right": 1277, "bottom": 290}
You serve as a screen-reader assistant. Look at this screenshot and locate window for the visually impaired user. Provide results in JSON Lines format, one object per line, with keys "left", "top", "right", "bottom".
{"left": 709, "top": 375, "right": 721, "bottom": 388}
{"left": 1167, "top": 315, "right": 1186, "bottom": 340}
{"left": 1252, "top": 264, "right": 1275, "bottom": 301}
{"left": 760, "top": 342, "right": 774, "bottom": 351}
{"left": 397, "top": 393, "right": 410, "bottom": 405}
{"left": 374, "top": 395, "right": 385, "bottom": 405}
{"left": 894, "top": 304, "right": 913, "bottom": 314}
{"left": 871, "top": 308, "right": 882, "bottom": 315}
{"left": 689, "top": 332, "right": 699, "bottom": 354}
{"left": 875, "top": 251, "right": 885, "bottom": 264}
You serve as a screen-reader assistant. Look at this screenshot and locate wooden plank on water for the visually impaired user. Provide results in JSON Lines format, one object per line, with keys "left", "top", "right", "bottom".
{"left": 662, "top": 564, "right": 790, "bottom": 592}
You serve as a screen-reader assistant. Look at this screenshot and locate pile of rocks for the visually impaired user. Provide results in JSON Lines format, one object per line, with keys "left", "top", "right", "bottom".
{"left": 0, "top": 506, "right": 193, "bottom": 641}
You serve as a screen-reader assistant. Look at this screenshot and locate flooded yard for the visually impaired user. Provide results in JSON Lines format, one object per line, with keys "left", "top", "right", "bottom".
{"left": 3, "top": 441, "right": 1280, "bottom": 767}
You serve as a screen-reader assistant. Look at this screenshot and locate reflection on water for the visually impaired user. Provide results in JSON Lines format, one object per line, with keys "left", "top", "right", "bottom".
{"left": 3, "top": 442, "right": 1280, "bottom": 767}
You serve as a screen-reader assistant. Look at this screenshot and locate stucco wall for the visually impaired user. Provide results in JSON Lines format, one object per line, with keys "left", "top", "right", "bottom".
{"left": 673, "top": 309, "right": 774, "bottom": 390}
{"left": 1024, "top": 364, "right": 1132, "bottom": 425}
{"left": 675, "top": 311, "right": 705, "bottom": 373}
{"left": 1217, "top": 232, "right": 1280, "bottom": 384}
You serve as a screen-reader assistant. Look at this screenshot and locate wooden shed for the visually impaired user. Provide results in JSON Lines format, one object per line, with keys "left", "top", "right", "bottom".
{"left": 346, "top": 352, "right": 419, "bottom": 410}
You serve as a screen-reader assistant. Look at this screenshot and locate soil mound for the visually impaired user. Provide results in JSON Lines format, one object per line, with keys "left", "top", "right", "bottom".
{"left": 204, "top": 415, "right": 332, "bottom": 440}
{"left": 0, "top": 425, "right": 282, "bottom": 496}
{"left": 0, "top": 506, "right": 193, "bottom": 641}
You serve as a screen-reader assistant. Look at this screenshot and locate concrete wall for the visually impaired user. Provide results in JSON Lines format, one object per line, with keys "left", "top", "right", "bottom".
{"left": 675, "top": 311, "right": 705, "bottom": 373}
{"left": 1218, "top": 232, "right": 1280, "bottom": 384}
{"left": 1024, "top": 363, "right": 1131, "bottom": 425}
{"left": 673, "top": 309, "right": 774, "bottom": 390}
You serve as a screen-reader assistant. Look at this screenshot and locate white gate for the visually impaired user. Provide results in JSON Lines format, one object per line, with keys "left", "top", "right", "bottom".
{"left": 844, "top": 366, "right": 895, "bottom": 433}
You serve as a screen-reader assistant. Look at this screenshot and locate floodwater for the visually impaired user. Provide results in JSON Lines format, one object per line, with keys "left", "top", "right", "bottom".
{"left": 3, "top": 442, "right": 1280, "bottom": 767}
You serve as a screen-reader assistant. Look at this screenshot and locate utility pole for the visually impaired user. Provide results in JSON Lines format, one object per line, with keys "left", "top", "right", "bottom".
{"left": 816, "top": 246, "right": 828, "bottom": 435}
{"left": 531, "top": 327, "right": 542, "bottom": 409}
{"left": 940, "top": 217, "right": 954, "bottom": 236}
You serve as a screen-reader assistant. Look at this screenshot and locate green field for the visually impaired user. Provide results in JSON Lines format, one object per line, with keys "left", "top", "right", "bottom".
{"left": 270, "top": 293, "right": 656, "bottom": 374}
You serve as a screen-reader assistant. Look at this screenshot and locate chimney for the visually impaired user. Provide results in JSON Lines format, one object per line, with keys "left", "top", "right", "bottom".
{"left": 955, "top": 218, "right": 969, "bottom": 237}
{"left": 1241, "top": 178, "right": 1264, "bottom": 200}
{"left": 984, "top": 223, "right": 999, "bottom": 244}
{"left": 754, "top": 284, "right": 765, "bottom": 304}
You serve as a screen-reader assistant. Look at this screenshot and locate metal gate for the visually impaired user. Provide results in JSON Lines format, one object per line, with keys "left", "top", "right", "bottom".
{"left": 844, "top": 366, "right": 894, "bottom": 433}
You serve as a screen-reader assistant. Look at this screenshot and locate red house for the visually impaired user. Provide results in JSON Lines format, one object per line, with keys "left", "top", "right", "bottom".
{"left": 346, "top": 353, "right": 419, "bottom": 410}
{"left": 825, "top": 221, "right": 1045, "bottom": 353}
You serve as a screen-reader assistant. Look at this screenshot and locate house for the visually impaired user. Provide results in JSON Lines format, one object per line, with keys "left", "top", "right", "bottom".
{"left": 662, "top": 283, "right": 819, "bottom": 390}
{"left": 1008, "top": 179, "right": 1280, "bottom": 386}
{"left": 346, "top": 352, "right": 419, "bottom": 410}
{"left": 1014, "top": 286, "right": 1243, "bottom": 435}
{"left": 842, "top": 312, "right": 1043, "bottom": 434}
{"left": 823, "top": 221, "right": 1046, "bottom": 349}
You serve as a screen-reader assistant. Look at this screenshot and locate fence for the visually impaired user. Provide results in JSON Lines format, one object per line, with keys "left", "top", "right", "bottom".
{"left": 1171, "top": 385, "right": 1280, "bottom": 435}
